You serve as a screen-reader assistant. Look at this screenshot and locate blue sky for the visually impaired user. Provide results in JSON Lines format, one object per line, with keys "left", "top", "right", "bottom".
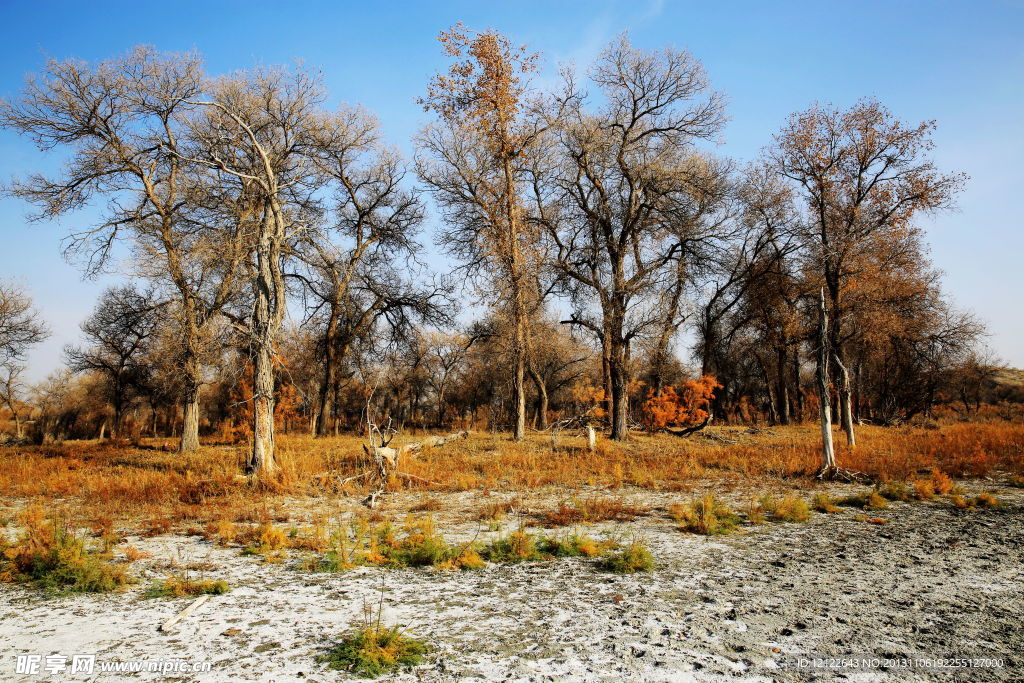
{"left": 1, "top": 0, "right": 1022, "bottom": 380}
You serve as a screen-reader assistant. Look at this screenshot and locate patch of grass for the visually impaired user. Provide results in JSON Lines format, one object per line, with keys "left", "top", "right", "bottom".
{"left": 241, "top": 522, "right": 290, "bottom": 556}
{"left": 144, "top": 574, "right": 229, "bottom": 598}
{"left": 476, "top": 499, "right": 518, "bottom": 521}
{"left": 536, "top": 495, "right": 645, "bottom": 527}
{"left": 771, "top": 496, "right": 811, "bottom": 522}
{"left": 481, "top": 529, "right": 543, "bottom": 563}
{"left": 911, "top": 479, "right": 935, "bottom": 500}
{"left": 878, "top": 481, "right": 912, "bottom": 502}
{"left": 203, "top": 518, "right": 238, "bottom": 546}
{"left": 1007, "top": 475, "right": 1024, "bottom": 489}
{"left": 0, "top": 507, "right": 133, "bottom": 593}
{"left": 975, "top": 492, "right": 1001, "bottom": 509}
{"left": 320, "top": 604, "right": 430, "bottom": 678}
{"left": 538, "top": 533, "right": 613, "bottom": 558}
{"left": 598, "top": 539, "right": 654, "bottom": 574}
{"left": 811, "top": 493, "right": 839, "bottom": 513}
{"left": 840, "top": 489, "right": 889, "bottom": 510}
{"left": 669, "top": 495, "right": 741, "bottom": 535}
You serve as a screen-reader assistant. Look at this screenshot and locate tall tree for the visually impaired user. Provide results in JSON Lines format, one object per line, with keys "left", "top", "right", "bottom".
{"left": 769, "top": 99, "right": 965, "bottom": 447}
{"left": 0, "top": 47, "right": 247, "bottom": 454}
{"left": 547, "top": 36, "right": 727, "bottom": 439}
{"left": 0, "top": 280, "right": 50, "bottom": 438}
{"left": 65, "top": 286, "right": 158, "bottom": 438}
{"left": 183, "top": 66, "right": 326, "bottom": 475}
{"left": 299, "top": 107, "right": 444, "bottom": 436}
{"left": 417, "top": 24, "right": 550, "bottom": 441}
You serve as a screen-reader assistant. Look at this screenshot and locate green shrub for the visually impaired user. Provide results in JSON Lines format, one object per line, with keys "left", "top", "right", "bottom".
{"left": 144, "top": 575, "right": 229, "bottom": 598}
{"left": 670, "top": 495, "right": 741, "bottom": 535}
{"left": 321, "top": 609, "right": 430, "bottom": 678}
{"left": 0, "top": 508, "right": 133, "bottom": 593}
{"left": 771, "top": 496, "right": 811, "bottom": 522}
{"left": 811, "top": 493, "right": 839, "bottom": 513}
{"left": 599, "top": 540, "right": 654, "bottom": 574}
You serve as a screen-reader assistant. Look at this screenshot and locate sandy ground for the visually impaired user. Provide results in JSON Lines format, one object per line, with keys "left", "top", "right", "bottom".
{"left": 1, "top": 482, "right": 1022, "bottom": 682}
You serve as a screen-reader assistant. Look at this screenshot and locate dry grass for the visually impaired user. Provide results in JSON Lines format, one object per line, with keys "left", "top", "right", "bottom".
{"left": 0, "top": 420, "right": 1019, "bottom": 529}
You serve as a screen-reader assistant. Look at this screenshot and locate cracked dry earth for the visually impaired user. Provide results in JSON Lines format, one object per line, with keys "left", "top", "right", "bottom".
{"left": 1, "top": 484, "right": 1022, "bottom": 682}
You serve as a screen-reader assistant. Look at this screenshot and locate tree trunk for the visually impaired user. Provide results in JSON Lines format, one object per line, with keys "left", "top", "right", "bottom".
{"left": 609, "top": 343, "right": 629, "bottom": 440}
{"left": 247, "top": 208, "right": 282, "bottom": 477}
{"left": 178, "top": 358, "right": 202, "bottom": 453}
{"left": 833, "top": 350, "right": 856, "bottom": 447}
{"left": 512, "top": 342, "right": 526, "bottom": 441}
{"left": 528, "top": 365, "right": 548, "bottom": 430}
{"left": 315, "top": 307, "right": 339, "bottom": 437}
{"left": 816, "top": 288, "right": 836, "bottom": 469}
{"left": 250, "top": 345, "right": 276, "bottom": 475}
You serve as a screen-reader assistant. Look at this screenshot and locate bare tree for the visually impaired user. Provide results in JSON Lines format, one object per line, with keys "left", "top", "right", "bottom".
{"left": 0, "top": 47, "right": 247, "bottom": 453}
{"left": 182, "top": 66, "right": 328, "bottom": 475}
{"left": 547, "top": 36, "right": 727, "bottom": 439}
{"left": 299, "top": 107, "right": 446, "bottom": 436}
{"left": 65, "top": 286, "right": 159, "bottom": 438}
{"left": 769, "top": 98, "right": 965, "bottom": 447}
{"left": 0, "top": 280, "right": 49, "bottom": 367}
{"left": 417, "top": 24, "right": 555, "bottom": 441}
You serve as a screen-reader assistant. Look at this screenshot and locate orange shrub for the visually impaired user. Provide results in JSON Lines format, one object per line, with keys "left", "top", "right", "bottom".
{"left": 640, "top": 377, "right": 722, "bottom": 431}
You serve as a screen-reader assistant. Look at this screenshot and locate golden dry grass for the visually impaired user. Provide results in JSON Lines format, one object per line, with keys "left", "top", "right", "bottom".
{"left": 0, "top": 420, "right": 1020, "bottom": 528}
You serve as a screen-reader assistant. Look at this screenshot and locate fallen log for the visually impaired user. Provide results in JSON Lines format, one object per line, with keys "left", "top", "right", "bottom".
{"left": 663, "top": 415, "right": 713, "bottom": 438}
{"left": 159, "top": 595, "right": 211, "bottom": 633}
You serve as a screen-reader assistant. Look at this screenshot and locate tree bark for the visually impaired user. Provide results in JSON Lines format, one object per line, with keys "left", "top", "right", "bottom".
{"left": 833, "top": 351, "right": 856, "bottom": 447}
{"left": 609, "top": 342, "right": 629, "bottom": 440}
{"left": 528, "top": 364, "right": 548, "bottom": 430}
{"left": 816, "top": 288, "right": 836, "bottom": 469}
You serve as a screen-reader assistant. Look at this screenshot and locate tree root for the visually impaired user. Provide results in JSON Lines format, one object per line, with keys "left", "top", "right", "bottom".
{"left": 816, "top": 466, "right": 871, "bottom": 483}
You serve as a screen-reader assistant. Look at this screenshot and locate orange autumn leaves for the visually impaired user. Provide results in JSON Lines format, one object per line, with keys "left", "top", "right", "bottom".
{"left": 640, "top": 377, "right": 722, "bottom": 431}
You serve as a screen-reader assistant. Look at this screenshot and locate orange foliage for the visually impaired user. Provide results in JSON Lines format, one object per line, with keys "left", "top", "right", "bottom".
{"left": 640, "top": 377, "right": 722, "bottom": 431}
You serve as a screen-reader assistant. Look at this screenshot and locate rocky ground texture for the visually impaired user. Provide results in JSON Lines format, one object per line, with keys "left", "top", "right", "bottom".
{"left": 1, "top": 482, "right": 1021, "bottom": 681}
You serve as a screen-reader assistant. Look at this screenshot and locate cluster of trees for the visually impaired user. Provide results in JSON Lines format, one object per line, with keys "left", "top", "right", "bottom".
{"left": 0, "top": 29, "right": 999, "bottom": 474}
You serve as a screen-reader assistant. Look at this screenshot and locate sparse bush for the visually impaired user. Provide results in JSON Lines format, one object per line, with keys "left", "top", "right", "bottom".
{"left": 912, "top": 479, "right": 935, "bottom": 500}
{"left": 811, "top": 493, "right": 839, "bottom": 513}
{"left": 477, "top": 499, "right": 517, "bottom": 521}
{"left": 144, "top": 575, "right": 229, "bottom": 598}
{"left": 241, "top": 523, "right": 289, "bottom": 555}
{"left": 536, "top": 496, "right": 644, "bottom": 527}
{"left": 320, "top": 605, "right": 430, "bottom": 678}
{"left": 203, "top": 519, "right": 238, "bottom": 546}
{"left": 841, "top": 490, "right": 889, "bottom": 510}
{"left": 481, "top": 529, "right": 542, "bottom": 563}
{"left": 0, "top": 507, "right": 133, "bottom": 593}
{"left": 771, "top": 496, "right": 811, "bottom": 522}
{"left": 879, "top": 481, "right": 912, "bottom": 502}
{"left": 975, "top": 492, "right": 1001, "bottom": 509}
{"left": 670, "top": 495, "right": 741, "bottom": 535}
{"left": 599, "top": 540, "right": 654, "bottom": 574}
{"left": 931, "top": 469, "right": 955, "bottom": 495}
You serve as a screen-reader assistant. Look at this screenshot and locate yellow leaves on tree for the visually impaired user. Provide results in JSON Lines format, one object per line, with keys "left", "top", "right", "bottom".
{"left": 640, "top": 377, "right": 722, "bottom": 431}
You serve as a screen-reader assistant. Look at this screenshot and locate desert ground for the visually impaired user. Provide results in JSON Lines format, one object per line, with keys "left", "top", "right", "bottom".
{"left": 1, "top": 424, "right": 1022, "bottom": 681}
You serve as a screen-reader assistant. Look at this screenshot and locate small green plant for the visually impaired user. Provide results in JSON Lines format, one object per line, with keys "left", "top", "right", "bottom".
{"left": 772, "top": 496, "right": 811, "bottom": 522}
{"left": 144, "top": 574, "right": 229, "bottom": 598}
{"left": 599, "top": 539, "right": 654, "bottom": 574}
{"left": 0, "top": 507, "right": 133, "bottom": 593}
{"left": 975, "top": 492, "right": 1001, "bottom": 509}
{"left": 320, "top": 601, "right": 430, "bottom": 678}
{"left": 480, "top": 529, "right": 543, "bottom": 563}
{"left": 670, "top": 495, "right": 741, "bottom": 535}
{"left": 878, "top": 481, "right": 912, "bottom": 502}
{"left": 811, "top": 493, "right": 839, "bottom": 513}
{"left": 840, "top": 489, "right": 889, "bottom": 510}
